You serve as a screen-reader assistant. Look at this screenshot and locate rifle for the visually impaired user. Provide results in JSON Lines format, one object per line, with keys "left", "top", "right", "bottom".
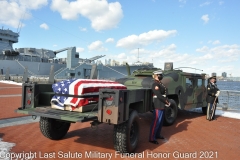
{"left": 210, "top": 97, "right": 218, "bottom": 120}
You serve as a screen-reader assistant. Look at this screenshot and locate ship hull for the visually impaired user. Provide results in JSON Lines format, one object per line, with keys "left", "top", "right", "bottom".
{"left": 0, "top": 60, "right": 152, "bottom": 80}
{"left": 0, "top": 60, "right": 65, "bottom": 76}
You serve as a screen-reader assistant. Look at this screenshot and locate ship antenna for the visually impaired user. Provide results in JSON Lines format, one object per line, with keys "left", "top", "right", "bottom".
{"left": 17, "top": 9, "right": 26, "bottom": 34}
{"left": 137, "top": 48, "right": 140, "bottom": 62}
{"left": 136, "top": 48, "right": 142, "bottom": 63}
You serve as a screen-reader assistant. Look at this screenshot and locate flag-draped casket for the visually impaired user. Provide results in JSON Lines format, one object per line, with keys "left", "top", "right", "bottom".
{"left": 51, "top": 79, "right": 127, "bottom": 112}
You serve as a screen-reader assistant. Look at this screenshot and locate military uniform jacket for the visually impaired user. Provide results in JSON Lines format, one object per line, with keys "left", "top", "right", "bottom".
{"left": 206, "top": 82, "right": 219, "bottom": 103}
{"left": 151, "top": 80, "right": 168, "bottom": 110}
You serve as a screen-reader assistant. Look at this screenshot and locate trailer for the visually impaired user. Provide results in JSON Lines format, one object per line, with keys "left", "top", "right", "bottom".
{"left": 16, "top": 82, "right": 155, "bottom": 153}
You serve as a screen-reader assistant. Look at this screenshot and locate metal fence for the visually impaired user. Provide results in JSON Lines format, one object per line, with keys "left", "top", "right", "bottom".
{"left": 218, "top": 90, "right": 240, "bottom": 110}
{"left": 0, "top": 75, "right": 50, "bottom": 84}
{"left": 0, "top": 75, "right": 117, "bottom": 83}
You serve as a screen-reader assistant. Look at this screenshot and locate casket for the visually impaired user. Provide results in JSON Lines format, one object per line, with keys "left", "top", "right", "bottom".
{"left": 51, "top": 79, "right": 127, "bottom": 112}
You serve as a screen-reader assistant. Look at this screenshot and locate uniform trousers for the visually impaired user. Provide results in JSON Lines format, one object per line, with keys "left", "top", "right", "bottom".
{"left": 208, "top": 103, "right": 217, "bottom": 119}
{"left": 149, "top": 109, "right": 164, "bottom": 141}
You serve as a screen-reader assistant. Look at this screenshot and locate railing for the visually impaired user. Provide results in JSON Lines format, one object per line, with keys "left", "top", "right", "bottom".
{"left": 0, "top": 75, "right": 50, "bottom": 83}
{"left": 54, "top": 67, "right": 68, "bottom": 78}
{"left": 15, "top": 60, "right": 36, "bottom": 76}
{"left": 218, "top": 90, "right": 240, "bottom": 110}
{"left": 54, "top": 67, "right": 65, "bottom": 75}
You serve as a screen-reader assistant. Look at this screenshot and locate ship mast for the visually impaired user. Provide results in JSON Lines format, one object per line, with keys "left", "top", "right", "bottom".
{"left": 133, "top": 48, "right": 143, "bottom": 65}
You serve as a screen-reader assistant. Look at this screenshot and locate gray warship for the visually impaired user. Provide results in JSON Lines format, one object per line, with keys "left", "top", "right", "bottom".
{"left": 0, "top": 28, "right": 154, "bottom": 80}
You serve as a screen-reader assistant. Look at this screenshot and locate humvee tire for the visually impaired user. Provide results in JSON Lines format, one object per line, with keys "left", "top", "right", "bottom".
{"left": 113, "top": 110, "right": 139, "bottom": 153}
{"left": 39, "top": 117, "right": 71, "bottom": 140}
{"left": 163, "top": 99, "right": 178, "bottom": 126}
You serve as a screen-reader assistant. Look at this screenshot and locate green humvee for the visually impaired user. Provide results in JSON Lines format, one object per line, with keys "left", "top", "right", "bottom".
{"left": 116, "top": 62, "right": 208, "bottom": 125}
{"left": 16, "top": 62, "right": 207, "bottom": 153}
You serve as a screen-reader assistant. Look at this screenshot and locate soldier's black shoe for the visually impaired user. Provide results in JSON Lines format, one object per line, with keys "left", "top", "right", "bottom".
{"left": 156, "top": 135, "right": 165, "bottom": 139}
{"left": 149, "top": 140, "right": 159, "bottom": 144}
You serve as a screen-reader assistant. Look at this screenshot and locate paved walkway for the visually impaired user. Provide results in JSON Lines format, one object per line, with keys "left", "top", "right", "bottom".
{"left": 0, "top": 116, "right": 40, "bottom": 128}
{"left": 0, "top": 111, "right": 240, "bottom": 160}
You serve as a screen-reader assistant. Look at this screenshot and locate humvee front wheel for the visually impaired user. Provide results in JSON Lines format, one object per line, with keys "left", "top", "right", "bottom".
{"left": 163, "top": 99, "right": 178, "bottom": 126}
{"left": 113, "top": 110, "right": 139, "bottom": 153}
{"left": 40, "top": 117, "right": 71, "bottom": 140}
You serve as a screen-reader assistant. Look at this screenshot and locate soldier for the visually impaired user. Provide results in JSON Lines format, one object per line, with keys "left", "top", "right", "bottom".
{"left": 206, "top": 76, "right": 220, "bottom": 121}
{"left": 149, "top": 70, "right": 170, "bottom": 144}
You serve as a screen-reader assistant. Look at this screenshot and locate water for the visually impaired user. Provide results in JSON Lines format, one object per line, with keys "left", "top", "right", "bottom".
{"left": 216, "top": 81, "right": 240, "bottom": 91}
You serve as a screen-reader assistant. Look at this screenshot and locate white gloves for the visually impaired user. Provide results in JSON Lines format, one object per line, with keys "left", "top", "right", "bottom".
{"left": 165, "top": 103, "right": 171, "bottom": 107}
{"left": 215, "top": 91, "right": 220, "bottom": 97}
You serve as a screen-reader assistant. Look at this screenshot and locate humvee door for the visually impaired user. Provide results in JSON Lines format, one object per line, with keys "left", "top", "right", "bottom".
{"left": 185, "top": 77, "right": 194, "bottom": 105}
{"left": 193, "top": 78, "right": 204, "bottom": 105}
{"left": 185, "top": 76, "right": 205, "bottom": 109}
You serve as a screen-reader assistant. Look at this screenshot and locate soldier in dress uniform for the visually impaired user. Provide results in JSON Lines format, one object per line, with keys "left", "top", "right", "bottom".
{"left": 149, "top": 70, "right": 170, "bottom": 144}
{"left": 206, "top": 76, "right": 220, "bottom": 120}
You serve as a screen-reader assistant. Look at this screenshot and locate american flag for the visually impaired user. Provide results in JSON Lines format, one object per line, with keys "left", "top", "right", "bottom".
{"left": 51, "top": 79, "right": 127, "bottom": 110}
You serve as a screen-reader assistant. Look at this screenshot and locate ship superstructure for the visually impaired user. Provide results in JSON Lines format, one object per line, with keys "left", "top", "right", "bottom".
{"left": 0, "top": 28, "right": 153, "bottom": 80}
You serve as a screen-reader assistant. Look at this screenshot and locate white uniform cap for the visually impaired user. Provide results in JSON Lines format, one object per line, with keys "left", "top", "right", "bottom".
{"left": 153, "top": 70, "right": 163, "bottom": 74}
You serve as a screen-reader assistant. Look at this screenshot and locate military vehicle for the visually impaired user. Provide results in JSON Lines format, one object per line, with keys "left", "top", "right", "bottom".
{"left": 16, "top": 62, "right": 207, "bottom": 153}
{"left": 116, "top": 62, "right": 208, "bottom": 125}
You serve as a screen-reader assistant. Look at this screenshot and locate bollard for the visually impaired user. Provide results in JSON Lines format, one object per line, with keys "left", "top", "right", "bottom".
{"left": 222, "top": 103, "right": 228, "bottom": 111}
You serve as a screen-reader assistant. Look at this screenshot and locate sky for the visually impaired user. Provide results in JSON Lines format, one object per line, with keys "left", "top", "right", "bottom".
{"left": 0, "top": 0, "right": 240, "bottom": 77}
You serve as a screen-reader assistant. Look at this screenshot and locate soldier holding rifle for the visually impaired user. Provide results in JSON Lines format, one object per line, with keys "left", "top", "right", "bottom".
{"left": 206, "top": 76, "right": 220, "bottom": 121}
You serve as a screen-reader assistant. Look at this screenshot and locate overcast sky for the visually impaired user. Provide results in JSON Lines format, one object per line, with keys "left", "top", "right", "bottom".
{"left": 0, "top": 0, "right": 239, "bottom": 77}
